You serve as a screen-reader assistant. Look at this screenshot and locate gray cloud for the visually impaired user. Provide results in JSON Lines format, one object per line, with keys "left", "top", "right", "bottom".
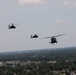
{"left": 62, "top": 0, "right": 76, "bottom": 7}
{"left": 19, "top": 0, "right": 45, "bottom": 5}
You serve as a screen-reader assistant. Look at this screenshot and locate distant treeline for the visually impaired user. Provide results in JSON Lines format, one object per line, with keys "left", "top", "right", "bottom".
{"left": 0, "top": 47, "right": 76, "bottom": 61}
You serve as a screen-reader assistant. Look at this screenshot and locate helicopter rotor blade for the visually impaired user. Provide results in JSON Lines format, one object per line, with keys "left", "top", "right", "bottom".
{"left": 44, "top": 34, "right": 65, "bottom": 39}
{"left": 8, "top": 23, "right": 19, "bottom": 25}
{"left": 40, "top": 36, "right": 52, "bottom": 39}
{"left": 53, "top": 34, "right": 66, "bottom": 37}
{"left": 36, "top": 33, "right": 41, "bottom": 35}
{"left": 13, "top": 23, "right": 19, "bottom": 25}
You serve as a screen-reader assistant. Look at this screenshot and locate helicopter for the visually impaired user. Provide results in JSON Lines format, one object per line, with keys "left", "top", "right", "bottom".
{"left": 8, "top": 23, "right": 18, "bottom": 29}
{"left": 31, "top": 34, "right": 39, "bottom": 38}
{"left": 44, "top": 34, "right": 65, "bottom": 44}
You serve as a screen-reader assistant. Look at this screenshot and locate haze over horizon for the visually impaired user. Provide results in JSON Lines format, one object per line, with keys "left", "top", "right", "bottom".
{"left": 0, "top": 0, "right": 76, "bottom": 52}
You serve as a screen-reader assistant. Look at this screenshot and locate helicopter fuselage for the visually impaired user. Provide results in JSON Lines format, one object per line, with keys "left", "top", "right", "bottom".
{"left": 31, "top": 35, "right": 38, "bottom": 38}
{"left": 49, "top": 37, "right": 57, "bottom": 44}
{"left": 8, "top": 25, "right": 16, "bottom": 29}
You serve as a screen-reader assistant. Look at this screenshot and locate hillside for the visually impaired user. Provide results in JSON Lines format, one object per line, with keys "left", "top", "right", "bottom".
{"left": 0, "top": 47, "right": 76, "bottom": 61}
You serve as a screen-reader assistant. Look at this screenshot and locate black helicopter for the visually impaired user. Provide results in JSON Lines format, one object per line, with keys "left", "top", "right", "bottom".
{"left": 8, "top": 23, "right": 18, "bottom": 29}
{"left": 31, "top": 34, "right": 39, "bottom": 38}
{"left": 44, "top": 34, "right": 65, "bottom": 44}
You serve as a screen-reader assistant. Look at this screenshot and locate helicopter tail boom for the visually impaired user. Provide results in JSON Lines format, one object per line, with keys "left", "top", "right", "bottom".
{"left": 31, "top": 35, "right": 33, "bottom": 38}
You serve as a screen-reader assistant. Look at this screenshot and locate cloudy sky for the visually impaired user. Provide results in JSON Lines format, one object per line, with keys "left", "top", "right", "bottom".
{"left": 0, "top": 0, "right": 76, "bottom": 52}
